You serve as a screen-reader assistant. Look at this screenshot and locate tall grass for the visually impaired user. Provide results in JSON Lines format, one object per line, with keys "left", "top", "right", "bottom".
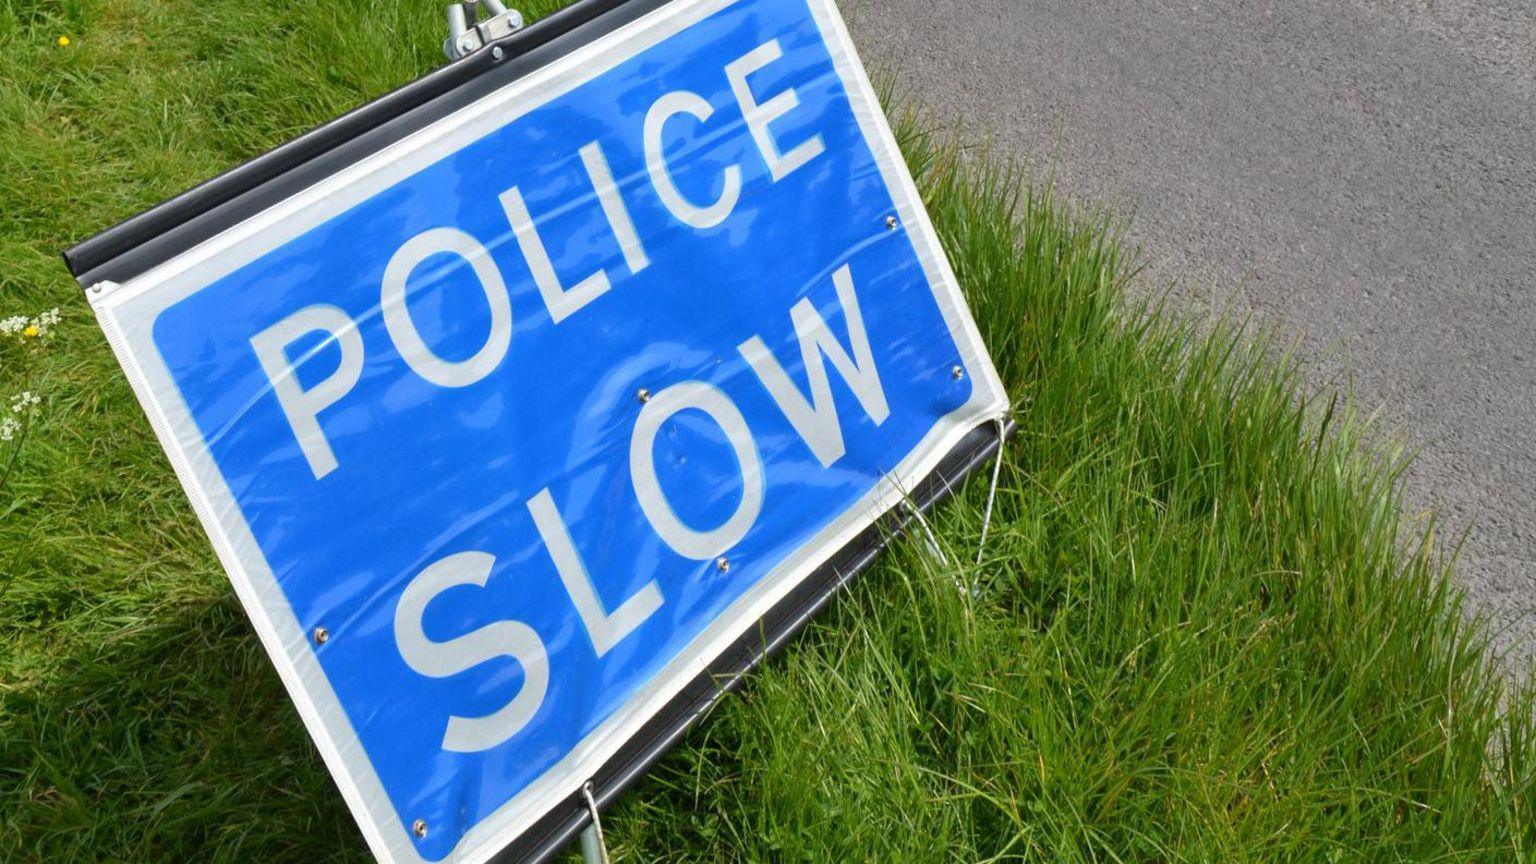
{"left": 2, "top": 1, "right": 1533, "bottom": 861}
{"left": 599, "top": 119, "right": 1536, "bottom": 860}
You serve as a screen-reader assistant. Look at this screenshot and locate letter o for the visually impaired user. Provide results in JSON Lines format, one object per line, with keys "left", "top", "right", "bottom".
{"left": 381, "top": 227, "right": 512, "bottom": 388}
{"left": 630, "top": 381, "right": 764, "bottom": 560}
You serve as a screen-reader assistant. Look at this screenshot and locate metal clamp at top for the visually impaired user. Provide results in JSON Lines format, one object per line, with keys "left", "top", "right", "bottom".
{"left": 445, "top": 0, "right": 526, "bottom": 60}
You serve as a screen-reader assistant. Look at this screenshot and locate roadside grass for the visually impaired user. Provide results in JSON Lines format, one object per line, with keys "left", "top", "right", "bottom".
{"left": 2, "top": 0, "right": 1533, "bottom": 862}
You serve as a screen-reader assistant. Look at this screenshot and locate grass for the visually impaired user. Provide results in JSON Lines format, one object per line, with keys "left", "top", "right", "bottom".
{"left": 2, "top": 0, "right": 1534, "bottom": 861}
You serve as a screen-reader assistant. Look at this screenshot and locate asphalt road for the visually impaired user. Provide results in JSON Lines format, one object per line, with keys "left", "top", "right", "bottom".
{"left": 846, "top": 0, "right": 1536, "bottom": 665}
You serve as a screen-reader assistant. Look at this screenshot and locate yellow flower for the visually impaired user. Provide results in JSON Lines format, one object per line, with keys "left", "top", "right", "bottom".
{"left": 57, "top": 35, "right": 70, "bottom": 47}
{"left": 22, "top": 324, "right": 39, "bottom": 338}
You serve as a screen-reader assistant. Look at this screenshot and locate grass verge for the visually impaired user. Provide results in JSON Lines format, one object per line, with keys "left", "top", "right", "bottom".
{"left": 2, "top": 0, "right": 1534, "bottom": 861}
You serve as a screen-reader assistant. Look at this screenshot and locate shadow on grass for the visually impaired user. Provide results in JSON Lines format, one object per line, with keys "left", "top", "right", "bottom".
{"left": 0, "top": 593, "right": 366, "bottom": 863}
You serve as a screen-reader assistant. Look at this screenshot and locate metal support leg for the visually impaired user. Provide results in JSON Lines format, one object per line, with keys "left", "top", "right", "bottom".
{"left": 579, "top": 782, "right": 610, "bottom": 864}
{"left": 579, "top": 825, "right": 606, "bottom": 864}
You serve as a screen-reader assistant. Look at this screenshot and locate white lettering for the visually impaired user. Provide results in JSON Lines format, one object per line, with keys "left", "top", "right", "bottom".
{"left": 393, "top": 551, "right": 549, "bottom": 753}
{"left": 500, "top": 183, "right": 611, "bottom": 325}
{"left": 528, "top": 488, "right": 662, "bottom": 656}
{"left": 643, "top": 91, "right": 742, "bottom": 229}
{"left": 630, "top": 381, "right": 763, "bottom": 560}
{"left": 737, "top": 264, "right": 888, "bottom": 466}
{"left": 381, "top": 227, "right": 512, "bottom": 387}
{"left": 580, "top": 141, "right": 651, "bottom": 276}
{"left": 725, "top": 40, "right": 826, "bottom": 183}
{"left": 249, "top": 304, "right": 365, "bottom": 480}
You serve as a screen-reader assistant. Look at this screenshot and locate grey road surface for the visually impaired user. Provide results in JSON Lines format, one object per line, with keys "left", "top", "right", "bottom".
{"left": 846, "top": 0, "right": 1536, "bottom": 664}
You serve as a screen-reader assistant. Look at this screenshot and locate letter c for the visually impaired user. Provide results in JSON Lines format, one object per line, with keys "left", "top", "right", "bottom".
{"left": 643, "top": 91, "right": 743, "bottom": 229}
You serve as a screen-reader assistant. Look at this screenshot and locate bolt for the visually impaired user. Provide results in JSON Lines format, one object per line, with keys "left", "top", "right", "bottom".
{"left": 90, "top": 283, "right": 104, "bottom": 294}
{"left": 637, "top": 388, "right": 651, "bottom": 404}
{"left": 885, "top": 215, "right": 899, "bottom": 230}
{"left": 491, "top": 45, "right": 504, "bottom": 61}
{"left": 412, "top": 819, "right": 429, "bottom": 839}
{"left": 459, "top": 35, "right": 476, "bottom": 52}
{"left": 951, "top": 365, "right": 965, "bottom": 380}
{"left": 716, "top": 556, "right": 730, "bottom": 572}
{"left": 312, "top": 626, "right": 329, "bottom": 645}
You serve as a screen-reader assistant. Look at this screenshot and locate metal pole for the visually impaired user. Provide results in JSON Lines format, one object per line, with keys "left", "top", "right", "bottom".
{"left": 443, "top": 3, "right": 469, "bottom": 59}
{"left": 579, "top": 825, "right": 607, "bottom": 864}
{"left": 445, "top": 3, "right": 468, "bottom": 40}
{"left": 579, "top": 782, "right": 611, "bottom": 864}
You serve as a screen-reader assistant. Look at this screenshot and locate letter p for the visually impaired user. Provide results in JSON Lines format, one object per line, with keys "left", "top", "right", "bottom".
{"left": 249, "top": 304, "right": 364, "bottom": 480}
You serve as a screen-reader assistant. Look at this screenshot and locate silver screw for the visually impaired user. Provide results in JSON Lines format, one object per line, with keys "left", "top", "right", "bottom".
{"left": 312, "top": 626, "right": 329, "bottom": 645}
{"left": 951, "top": 365, "right": 965, "bottom": 380}
{"left": 412, "top": 819, "right": 429, "bottom": 839}
{"left": 459, "top": 35, "right": 476, "bottom": 52}
{"left": 716, "top": 556, "right": 730, "bottom": 572}
{"left": 637, "top": 388, "right": 651, "bottom": 404}
{"left": 885, "top": 215, "right": 899, "bottom": 230}
{"left": 90, "top": 283, "right": 103, "bottom": 294}
{"left": 491, "top": 45, "right": 504, "bottom": 61}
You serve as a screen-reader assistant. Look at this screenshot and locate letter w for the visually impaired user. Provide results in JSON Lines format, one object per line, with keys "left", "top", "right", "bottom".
{"left": 738, "top": 264, "right": 889, "bottom": 467}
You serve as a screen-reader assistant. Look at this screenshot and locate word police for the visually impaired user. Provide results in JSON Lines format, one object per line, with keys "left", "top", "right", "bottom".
{"left": 250, "top": 39, "right": 891, "bottom": 753}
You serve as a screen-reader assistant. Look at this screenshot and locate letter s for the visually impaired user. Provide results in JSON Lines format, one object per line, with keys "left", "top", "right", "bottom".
{"left": 393, "top": 551, "right": 549, "bottom": 753}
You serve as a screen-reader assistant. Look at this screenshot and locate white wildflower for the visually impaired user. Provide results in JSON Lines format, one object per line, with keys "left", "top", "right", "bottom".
{"left": 0, "top": 416, "right": 17, "bottom": 443}
{"left": 0, "top": 315, "right": 28, "bottom": 336}
{"left": 31, "top": 308, "right": 61, "bottom": 337}
{"left": 10, "top": 391, "right": 40, "bottom": 413}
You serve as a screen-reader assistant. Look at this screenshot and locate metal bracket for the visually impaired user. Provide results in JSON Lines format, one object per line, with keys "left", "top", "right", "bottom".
{"left": 444, "top": 0, "right": 526, "bottom": 61}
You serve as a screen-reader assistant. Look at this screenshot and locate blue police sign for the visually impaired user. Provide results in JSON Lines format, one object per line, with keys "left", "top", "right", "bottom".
{"left": 87, "top": 0, "right": 1007, "bottom": 860}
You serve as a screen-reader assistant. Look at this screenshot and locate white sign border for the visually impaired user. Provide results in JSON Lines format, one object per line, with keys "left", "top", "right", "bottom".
{"left": 89, "top": 0, "right": 1009, "bottom": 861}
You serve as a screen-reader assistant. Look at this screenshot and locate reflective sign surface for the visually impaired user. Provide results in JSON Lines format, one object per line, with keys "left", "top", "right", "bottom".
{"left": 90, "top": 0, "right": 1007, "bottom": 860}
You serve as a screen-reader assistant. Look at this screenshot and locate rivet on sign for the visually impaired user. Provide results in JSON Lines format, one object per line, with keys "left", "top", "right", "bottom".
{"left": 716, "top": 556, "right": 730, "bottom": 572}
{"left": 951, "top": 365, "right": 965, "bottom": 380}
{"left": 412, "top": 819, "right": 429, "bottom": 839}
{"left": 885, "top": 215, "right": 899, "bottom": 230}
{"left": 491, "top": 45, "right": 504, "bottom": 61}
{"left": 637, "top": 388, "right": 651, "bottom": 404}
{"left": 90, "top": 283, "right": 103, "bottom": 294}
{"left": 312, "top": 626, "right": 329, "bottom": 645}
